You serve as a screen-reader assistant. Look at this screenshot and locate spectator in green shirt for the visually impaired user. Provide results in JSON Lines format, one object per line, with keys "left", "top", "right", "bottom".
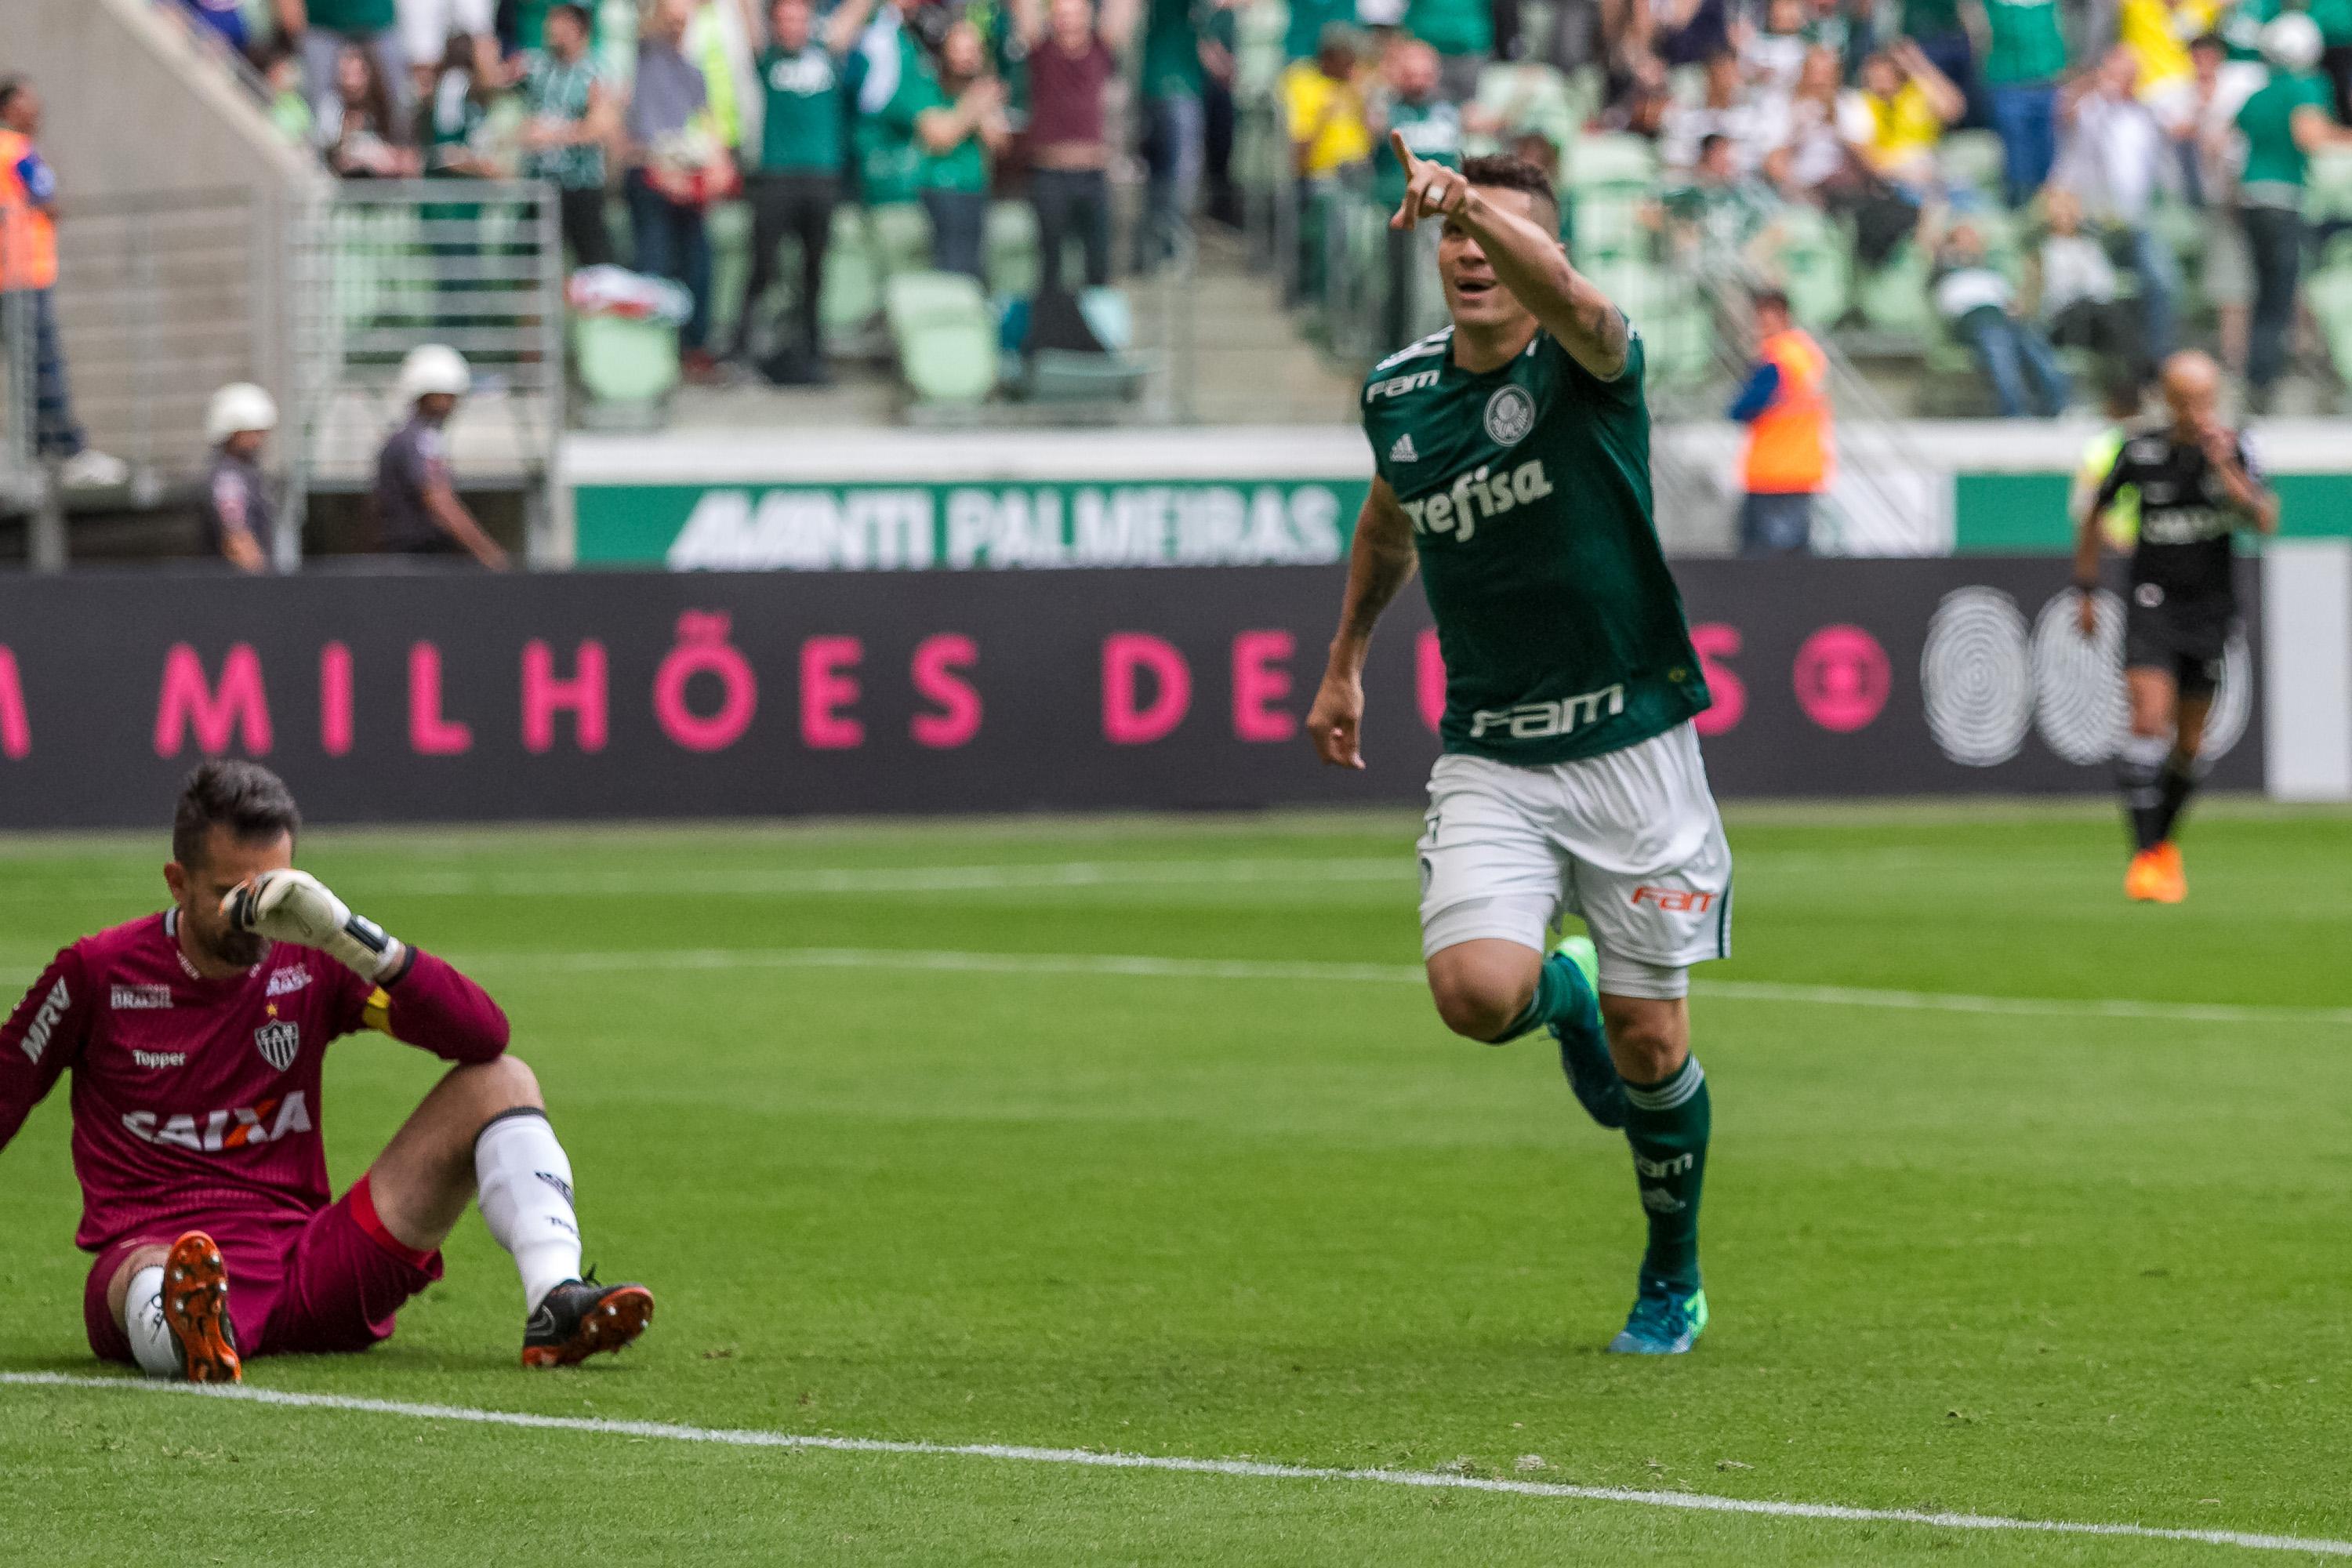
{"left": 902, "top": 20, "right": 1011, "bottom": 278}
{"left": 1405, "top": 0, "right": 1495, "bottom": 101}
{"left": 1900, "top": 0, "right": 1982, "bottom": 126}
{"left": 1369, "top": 38, "right": 1462, "bottom": 352}
{"left": 1973, "top": 0, "right": 2068, "bottom": 204}
{"left": 520, "top": 4, "right": 621, "bottom": 268}
{"left": 2235, "top": 12, "right": 2352, "bottom": 401}
{"left": 733, "top": 0, "right": 880, "bottom": 379}
{"left": 1138, "top": 0, "right": 1218, "bottom": 268}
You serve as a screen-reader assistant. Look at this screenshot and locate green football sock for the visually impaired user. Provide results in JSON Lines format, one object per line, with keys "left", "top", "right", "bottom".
{"left": 1623, "top": 1056, "right": 1710, "bottom": 1293}
{"left": 1495, "top": 952, "right": 1586, "bottom": 1043}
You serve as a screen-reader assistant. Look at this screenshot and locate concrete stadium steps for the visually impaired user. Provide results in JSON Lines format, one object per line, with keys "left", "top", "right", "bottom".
{"left": 1129, "top": 234, "right": 1364, "bottom": 426}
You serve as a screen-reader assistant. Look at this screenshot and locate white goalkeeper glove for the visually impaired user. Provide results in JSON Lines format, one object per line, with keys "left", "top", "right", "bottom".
{"left": 223, "top": 869, "right": 407, "bottom": 982}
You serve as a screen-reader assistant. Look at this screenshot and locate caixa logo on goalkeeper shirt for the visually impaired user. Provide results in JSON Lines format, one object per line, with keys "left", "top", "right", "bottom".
{"left": 1398, "top": 459, "right": 1555, "bottom": 543}
{"left": 121, "top": 1091, "right": 312, "bottom": 1152}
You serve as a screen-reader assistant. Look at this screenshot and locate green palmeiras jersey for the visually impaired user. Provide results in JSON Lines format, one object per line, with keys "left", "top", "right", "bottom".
{"left": 1361, "top": 325, "right": 1712, "bottom": 766}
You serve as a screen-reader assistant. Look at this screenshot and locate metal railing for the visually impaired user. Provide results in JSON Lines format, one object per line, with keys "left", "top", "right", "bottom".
{"left": 286, "top": 179, "right": 565, "bottom": 562}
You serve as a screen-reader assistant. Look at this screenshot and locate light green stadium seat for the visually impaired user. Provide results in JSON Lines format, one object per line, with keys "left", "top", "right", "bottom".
{"left": 886, "top": 270, "right": 998, "bottom": 405}
{"left": 1938, "top": 131, "right": 2005, "bottom": 199}
{"left": 1855, "top": 241, "right": 1936, "bottom": 339}
{"left": 1767, "top": 213, "right": 1853, "bottom": 331}
{"left": 571, "top": 312, "right": 681, "bottom": 406}
{"left": 1467, "top": 62, "right": 1579, "bottom": 156}
{"left": 821, "top": 205, "right": 884, "bottom": 346}
{"left": 1570, "top": 192, "right": 1646, "bottom": 262}
{"left": 869, "top": 201, "right": 934, "bottom": 278}
{"left": 1569, "top": 133, "right": 1657, "bottom": 191}
{"left": 2305, "top": 150, "right": 2352, "bottom": 223}
{"left": 2301, "top": 263, "right": 2352, "bottom": 384}
{"left": 986, "top": 201, "right": 1040, "bottom": 299}
{"left": 703, "top": 198, "right": 752, "bottom": 353}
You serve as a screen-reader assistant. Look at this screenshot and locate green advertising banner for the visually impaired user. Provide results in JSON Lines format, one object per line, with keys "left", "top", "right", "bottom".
{"left": 575, "top": 479, "right": 1370, "bottom": 570}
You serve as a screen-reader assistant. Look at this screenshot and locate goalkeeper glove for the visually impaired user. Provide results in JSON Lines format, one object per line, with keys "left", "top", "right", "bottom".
{"left": 223, "top": 869, "right": 407, "bottom": 982}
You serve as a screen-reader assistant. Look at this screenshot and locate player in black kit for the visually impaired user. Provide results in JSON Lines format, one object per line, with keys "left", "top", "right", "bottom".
{"left": 2074, "top": 351, "right": 2278, "bottom": 903}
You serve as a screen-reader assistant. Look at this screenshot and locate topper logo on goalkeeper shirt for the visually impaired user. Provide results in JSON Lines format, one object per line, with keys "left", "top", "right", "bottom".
{"left": 121, "top": 1091, "right": 312, "bottom": 1152}
{"left": 1630, "top": 885, "right": 1717, "bottom": 913}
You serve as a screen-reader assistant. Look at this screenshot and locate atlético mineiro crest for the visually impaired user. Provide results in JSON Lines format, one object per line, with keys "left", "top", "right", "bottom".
{"left": 254, "top": 1017, "right": 300, "bottom": 1073}
{"left": 1483, "top": 385, "right": 1536, "bottom": 446}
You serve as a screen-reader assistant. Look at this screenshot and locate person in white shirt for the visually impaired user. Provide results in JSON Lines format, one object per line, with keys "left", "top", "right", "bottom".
{"left": 2053, "top": 45, "right": 2180, "bottom": 361}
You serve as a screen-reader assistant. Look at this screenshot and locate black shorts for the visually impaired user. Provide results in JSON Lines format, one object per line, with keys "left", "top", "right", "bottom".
{"left": 2123, "top": 588, "right": 2231, "bottom": 700}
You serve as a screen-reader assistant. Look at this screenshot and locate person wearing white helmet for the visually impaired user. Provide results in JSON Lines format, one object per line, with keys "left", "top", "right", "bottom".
{"left": 200, "top": 383, "right": 279, "bottom": 574}
{"left": 371, "top": 344, "right": 509, "bottom": 568}
{"left": 2234, "top": 11, "right": 2352, "bottom": 407}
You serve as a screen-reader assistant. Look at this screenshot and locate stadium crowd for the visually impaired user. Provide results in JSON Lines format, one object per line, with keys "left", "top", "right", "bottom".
{"left": 114, "top": 0, "right": 2352, "bottom": 408}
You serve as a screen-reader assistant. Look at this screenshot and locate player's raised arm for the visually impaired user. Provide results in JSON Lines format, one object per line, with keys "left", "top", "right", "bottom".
{"left": 1388, "top": 131, "right": 1629, "bottom": 382}
{"left": 1308, "top": 477, "right": 1418, "bottom": 770}
{"left": 227, "top": 869, "right": 510, "bottom": 1062}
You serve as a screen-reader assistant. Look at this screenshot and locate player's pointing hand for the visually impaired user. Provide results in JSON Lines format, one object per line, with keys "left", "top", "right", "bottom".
{"left": 1390, "top": 131, "right": 1469, "bottom": 231}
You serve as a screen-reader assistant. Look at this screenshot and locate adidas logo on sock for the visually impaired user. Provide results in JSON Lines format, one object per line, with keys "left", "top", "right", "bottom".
{"left": 1388, "top": 433, "right": 1419, "bottom": 463}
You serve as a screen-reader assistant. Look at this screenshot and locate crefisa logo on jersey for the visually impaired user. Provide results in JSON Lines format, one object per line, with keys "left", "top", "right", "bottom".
{"left": 254, "top": 1017, "right": 301, "bottom": 1072}
{"left": 1483, "top": 386, "right": 1536, "bottom": 446}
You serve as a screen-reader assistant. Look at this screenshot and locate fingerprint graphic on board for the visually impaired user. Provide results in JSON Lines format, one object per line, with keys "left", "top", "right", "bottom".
{"left": 1920, "top": 587, "right": 2034, "bottom": 767}
{"left": 2198, "top": 628, "right": 2253, "bottom": 762}
{"left": 2031, "top": 589, "right": 2129, "bottom": 765}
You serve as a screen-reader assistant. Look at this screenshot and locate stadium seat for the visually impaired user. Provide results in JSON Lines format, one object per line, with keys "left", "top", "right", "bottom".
{"left": 2301, "top": 260, "right": 2352, "bottom": 385}
{"left": 869, "top": 201, "right": 935, "bottom": 278}
{"left": 1762, "top": 209, "right": 1853, "bottom": 329}
{"left": 821, "top": 205, "right": 884, "bottom": 348}
{"left": 1568, "top": 133, "right": 1657, "bottom": 192}
{"left": 1855, "top": 241, "right": 1937, "bottom": 340}
{"left": 2307, "top": 150, "right": 2352, "bottom": 223}
{"left": 1937, "top": 131, "right": 2005, "bottom": 200}
{"left": 571, "top": 311, "right": 681, "bottom": 419}
{"left": 885, "top": 270, "right": 999, "bottom": 405}
{"left": 986, "top": 201, "right": 1041, "bottom": 299}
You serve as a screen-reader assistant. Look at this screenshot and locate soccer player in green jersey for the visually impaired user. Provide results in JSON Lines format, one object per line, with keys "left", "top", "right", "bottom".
{"left": 1307, "top": 139, "right": 1730, "bottom": 1355}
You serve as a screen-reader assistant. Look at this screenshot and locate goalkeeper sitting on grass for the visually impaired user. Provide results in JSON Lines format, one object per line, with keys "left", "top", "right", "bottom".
{"left": 0, "top": 760, "right": 652, "bottom": 1381}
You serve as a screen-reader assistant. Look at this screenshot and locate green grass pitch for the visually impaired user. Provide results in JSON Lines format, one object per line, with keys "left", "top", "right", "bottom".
{"left": 2, "top": 801, "right": 2349, "bottom": 1566}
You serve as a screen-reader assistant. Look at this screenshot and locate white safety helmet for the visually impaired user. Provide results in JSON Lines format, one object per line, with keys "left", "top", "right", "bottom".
{"left": 204, "top": 382, "right": 278, "bottom": 445}
{"left": 395, "top": 343, "right": 473, "bottom": 405}
{"left": 2263, "top": 12, "right": 2323, "bottom": 74}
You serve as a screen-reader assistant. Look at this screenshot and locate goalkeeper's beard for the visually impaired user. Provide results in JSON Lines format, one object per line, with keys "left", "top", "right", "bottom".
{"left": 198, "top": 914, "right": 268, "bottom": 970}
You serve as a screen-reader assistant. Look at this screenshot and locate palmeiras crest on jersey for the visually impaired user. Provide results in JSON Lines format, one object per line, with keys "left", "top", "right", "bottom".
{"left": 254, "top": 1018, "right": 301, "bottom": 1073}
{"left": 1483, "top": 385, "right": 1536, "bottom": 446}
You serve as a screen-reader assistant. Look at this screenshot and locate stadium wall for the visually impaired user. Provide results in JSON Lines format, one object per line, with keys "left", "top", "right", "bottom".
{"left": 0, "top": 559, "right": 2274, "bottom": 828}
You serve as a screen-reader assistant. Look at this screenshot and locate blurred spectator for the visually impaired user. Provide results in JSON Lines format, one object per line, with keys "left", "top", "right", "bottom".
{"left": 1739, "top": 0, "right": 1813, "bottom": 104}
{"left": 1404, "top": 0, "right": 1496, "bottom": 102}
{"left": 1662, "top": 49, "right": 1784, "bottom": 172}
{"left": 2053, "top": 46, "right": 2177, "bottom": 362}
{"left": 1974, "top": 0, "right": 2069, "bottom": 205}
{"left": 1283, "top": 0, "right": 1351, "bottom": 62}
{"left": 627, "top": 0, "right": 730, "bottom": 377}
{"left": 374, "top": 344, "right": 510, "bottom": 566}
{"left": 1013, "top": 0, "right": 1142, "bottom": 299}
{"left": 2235, "top": 12, "right": 2352, "bottom": 406}
{"left": 289, "top": 0, "right": 413, "bottom": 128}
{"left": 260, "top": 42, "right": 317, "bottom": 148}
{"left": 520, "top": 2, "right": 621, "bottom": 269}
{"left": 1621, "top": 0, "right": 1733, "bottom": 71}
{"left": 1896, "top": 0, "right": 1980, "bottom": 126}
{"left": 732, "top": 0, "right": 877, "bottom": 378}
{"left": 1840, "top": 41, "right": 1964, "bottom": 190}
{"left": 199, "top": 383, "right": 280, "bottom": 575}
{"left": 2114, "top": 0, "right": 2199, "bottom": 126}
{"left": 910, "top": 20, "right": 1011, "bottom": 278}
{"left": 1931, "top": 216, "right": 2070, "bottom": 415}
{"left": 1138, "top": 0, "right": 1213, "bottom": 268}
{"left": 1728, "top": 288, "right": 1831, "bottom": 555}
{"left": 419, "top": 37, "right": 502, "bottom": 178}
{"left": 2033, "top": 186, "right": 2143, "bottom": 376}
{"left": 1282, "top": 26, "right": 1372, "bottom": 180}
{"left": 1200, "top": 0, "right": 1243, "bottom": 227}
{"left": 401, "top": 0, "right": 500, "bottom": 115}
{"left": 1778, "top": 44, "right": 1859, "bottom": 191}
{"left": 1462, "top": 58, "right": 1580, "bottom": 154}
{"left": 1656, "top": 131, "right": 1783, "bottom": 263}
{"left": 0, "top": 77, "right": 129, "bottom": 488}
{"left": 326, "top": 41, "right": 422, "bottom": 176}
{"left": 2071, "top": 373, "right": 2149, "bottom": 553}
{"left": 1370, "top": 38, "right": 1463, "bottom": 350}
{"left": 2180, "top": 31, "right": 2256, "bottom": 373}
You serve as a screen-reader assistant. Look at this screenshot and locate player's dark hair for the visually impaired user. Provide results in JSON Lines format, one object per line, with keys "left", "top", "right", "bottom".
{"left": 173, "top": 760, "right": 300, "bottom": 869}
{"left": 1460, "top": 154, "right": 1559, "bottom": 227}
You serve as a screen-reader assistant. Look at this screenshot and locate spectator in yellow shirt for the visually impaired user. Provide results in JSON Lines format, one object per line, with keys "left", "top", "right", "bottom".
{"left": 1281, "top": 26, "right": 1372, "bottom": 178}
{"left": 1839, "top": 39, "right": 1966, "bottom": 187}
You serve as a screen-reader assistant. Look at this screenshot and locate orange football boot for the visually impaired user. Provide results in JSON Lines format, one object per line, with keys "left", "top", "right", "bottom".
{"left": 2147, "top": 841, "right": 2187, "bottom": 903}
{"left": 161, "top": 1232, "right": 243, "bottom": 1383}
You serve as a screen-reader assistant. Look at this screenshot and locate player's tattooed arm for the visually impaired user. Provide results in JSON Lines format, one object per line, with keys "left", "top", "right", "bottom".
{"left": 1466, "top": 211, "right": 1632, "bottom": 382}
{"left": 1309, "top": 481, "right": 1417, "bottom": 770}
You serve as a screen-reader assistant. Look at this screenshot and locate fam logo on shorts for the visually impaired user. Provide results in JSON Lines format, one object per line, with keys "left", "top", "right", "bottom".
{"left": 254, "top": 1011, "right": 301, "bottom": 1073}
{"left": 1483, "top": 385, "right": 1536, "bottom": 446}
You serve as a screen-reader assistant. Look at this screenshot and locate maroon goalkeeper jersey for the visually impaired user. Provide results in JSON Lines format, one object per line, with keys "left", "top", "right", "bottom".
{"left": 0, "top": 910, "right": 509, "bottom": 1251}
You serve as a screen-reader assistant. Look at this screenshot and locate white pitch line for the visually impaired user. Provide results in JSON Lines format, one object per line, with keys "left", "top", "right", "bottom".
{"left": 1, "top": 1373, "right": 2340, "bottom": 1559}
{"left": 451, "top": 945, "right": 2352, "bottom": 1029}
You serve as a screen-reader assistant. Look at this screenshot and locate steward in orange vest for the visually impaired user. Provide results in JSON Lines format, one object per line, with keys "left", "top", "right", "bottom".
{"left": 1729, "top": 290, "right": 1832, "bottom": 555}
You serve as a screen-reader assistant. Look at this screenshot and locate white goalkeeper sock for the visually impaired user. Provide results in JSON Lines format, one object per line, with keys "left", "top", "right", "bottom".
{"left": 474, "top": 1108, "right": 583, "bottom": 1313}
{"left": 124, "top": 1265, "right": 179, "bottom": 1379}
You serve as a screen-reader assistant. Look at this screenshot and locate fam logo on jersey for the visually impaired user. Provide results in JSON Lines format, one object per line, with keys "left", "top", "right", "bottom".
{"left": 266, "top": 964, "right": 312, "bottom": 999}
{"left": 1468, "top": 681, "right": 1623, "bottom": 742}
{"left": 254, "top": 1014, "right": 301, "bottom": 1073}
{"left": 111, "top": 984, "right": 172, "bottom": 1010}
{"left": 1483, "top": 386, "right": 1537, "bottom": 446}
{"left": 16, "top": 978, "right": 69, "bottom": 1065}
{"left": 122, "top": 1091, "right": 312, "bottom": 1152}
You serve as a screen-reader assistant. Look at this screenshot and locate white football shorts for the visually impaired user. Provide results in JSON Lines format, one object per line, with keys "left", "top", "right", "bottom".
{"left": 1416, "top": 720, "right": 1733, "bottom": 999}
